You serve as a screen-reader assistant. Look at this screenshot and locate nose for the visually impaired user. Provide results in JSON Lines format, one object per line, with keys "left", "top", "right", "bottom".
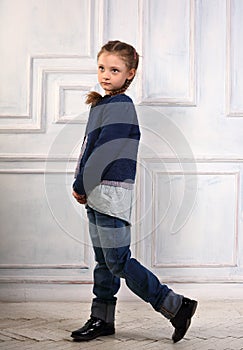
{"left": 103, "top": 71, "right": 110, "bottom": 80}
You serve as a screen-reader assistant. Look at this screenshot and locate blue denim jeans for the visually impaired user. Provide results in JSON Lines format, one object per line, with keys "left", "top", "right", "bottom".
{"left": 86, "top": 205, "right": 183, "bottom": 323}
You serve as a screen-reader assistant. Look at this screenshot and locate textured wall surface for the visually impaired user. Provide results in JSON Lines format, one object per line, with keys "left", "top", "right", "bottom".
{"left": 0, "top": 0, "right": 243, "bottom": 300}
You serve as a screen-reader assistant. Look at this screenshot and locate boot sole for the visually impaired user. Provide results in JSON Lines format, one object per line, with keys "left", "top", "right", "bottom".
{"left": 71, "top": 328, "right": 115, "bottom": 341}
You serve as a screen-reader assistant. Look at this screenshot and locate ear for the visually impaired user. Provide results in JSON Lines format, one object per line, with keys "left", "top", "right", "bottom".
{"left": 127, "top": 68, "right": 136, "bottom": 80}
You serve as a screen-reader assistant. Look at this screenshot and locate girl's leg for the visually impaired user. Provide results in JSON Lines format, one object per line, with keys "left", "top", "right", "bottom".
{"left": 71, "top": 207, "right": 197, "bottom": 343}
{"left": 92, "top": 209, "right": 183, "bottom": 319}
{"left": 93, "top": 211, "right": 197, "bottom": 343}
{"left": 87, "top": 206, "right": 120, "bottom": 323}
{"left": 91, "top": 245, "right": 120, "bottom": 322}
{"left": 103, "top": 246, "right": 183, "bottom": 319}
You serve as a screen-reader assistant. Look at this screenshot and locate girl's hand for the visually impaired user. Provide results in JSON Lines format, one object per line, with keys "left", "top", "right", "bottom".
{"left": 72, "top": 191, "right": 87, "bottom": 205}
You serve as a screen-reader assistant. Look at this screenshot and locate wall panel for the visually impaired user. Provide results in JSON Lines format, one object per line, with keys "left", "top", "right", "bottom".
{"left": 0, "top": 170, "right": 90, "bottom": 268}
{"left": 142, "top": 0, "right": 195, "bottom": 105}
{"left": 226, "top": 0, "right": 243, "bottom": 117}
{"left": 137, "top": 158, "right": 241, "bottom": 282}
{"left": 153, "top": 172, "right": 238, "bottom": 267}
{"left": 0, "top": 0, "right": 102, "bottom": 131}
{"left": 1, "top": 0, "right": 243, "bottom": 300}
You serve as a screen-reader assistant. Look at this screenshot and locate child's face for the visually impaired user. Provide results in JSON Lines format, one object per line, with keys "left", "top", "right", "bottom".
{"left": 97, "top": 53, "right": 135, "bottom": 94}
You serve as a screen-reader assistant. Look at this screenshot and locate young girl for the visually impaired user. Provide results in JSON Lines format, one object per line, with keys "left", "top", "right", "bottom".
{"left": 71, "top": 40, "right": 197, "bottom": 343}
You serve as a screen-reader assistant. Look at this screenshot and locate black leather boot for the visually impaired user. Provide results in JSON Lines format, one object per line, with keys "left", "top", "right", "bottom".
{"left": 170, "top": 297, "right": 198, "bottom": 343}
{"left": 71, "top": 317, "right": 115, "bottom": 341}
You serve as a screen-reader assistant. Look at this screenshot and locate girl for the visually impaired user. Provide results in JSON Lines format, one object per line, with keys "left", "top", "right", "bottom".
{"left": 71, "top": 40, "right": 197, "bottom": 343}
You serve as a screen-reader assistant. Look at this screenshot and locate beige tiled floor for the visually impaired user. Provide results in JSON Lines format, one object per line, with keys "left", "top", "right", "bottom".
{"left": 0, "top": 300, "right": 242, "bottom": 349}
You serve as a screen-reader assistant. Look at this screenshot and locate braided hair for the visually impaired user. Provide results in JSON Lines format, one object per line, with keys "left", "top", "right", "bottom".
{"left": 86, "top": 40, "right": 139, "bottom": 106}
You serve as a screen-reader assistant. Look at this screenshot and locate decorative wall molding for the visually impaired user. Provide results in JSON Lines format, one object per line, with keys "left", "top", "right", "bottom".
{"left": 1, "top": 1, "right": 243, "bottom": 298}
{"left": 0, "top": 271, "right": 93, "bottom": 287}
{"left": 226, "top": 0, "right": 243, "bottom": 117}
{"left": 0, "top": 276, "right": 92, "bottom": 284}
{"left": 138, "top": 157, "right": 240, "bottom": 275}
{"left": 151, "top": 170, "right": 239, "bottom": 268}
{"left": 140, "top": 0, "right": 196, "bottom": 106}
{"left": 58, "top": 85, "right": 90, "bottom": 124}
{"left": 0, "top": 154, "right": 78, "bottom": 162}
{"left": 1, "top": 274, "right": 243, "bottom": 286}
{"left": 3, "top": 154, "right": 243, "bottom": 163}
{"left": 0, "top": 58, "right": 98, "bottom": 133}
{"left": 0, "top": 0, "right": 105, "bottom": 132}
{"left": 0, "top": 264, "right": 88, "bottom": 269}
{"left": 0, "top": 169, "right": 91, "bottom": 271}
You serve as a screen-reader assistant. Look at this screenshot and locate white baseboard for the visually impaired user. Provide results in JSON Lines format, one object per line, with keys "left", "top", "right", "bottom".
{"left": 0, "top": 281, "right": 242, "bottom": 302}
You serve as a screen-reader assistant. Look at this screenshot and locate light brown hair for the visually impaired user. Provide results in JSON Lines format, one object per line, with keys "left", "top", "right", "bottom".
{"left": 86, "top": 40, "right": 139, "bottom": 106}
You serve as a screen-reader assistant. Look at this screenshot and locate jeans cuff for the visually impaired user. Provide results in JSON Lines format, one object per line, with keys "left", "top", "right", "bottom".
{"left": 158, "top": 290, "right": 183, "bottom": 319}
{"left": 91, "top": 299, "right": 116, "bottom": 323}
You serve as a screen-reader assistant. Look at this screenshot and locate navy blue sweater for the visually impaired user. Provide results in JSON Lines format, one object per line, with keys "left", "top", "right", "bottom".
{"left": 73, "top": 94, "right": 140, "bottom": 196}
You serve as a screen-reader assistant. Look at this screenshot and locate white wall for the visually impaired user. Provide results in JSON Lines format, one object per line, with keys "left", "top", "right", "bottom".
{"left": 0, "top": 0, "right": 243, "bottom": 301}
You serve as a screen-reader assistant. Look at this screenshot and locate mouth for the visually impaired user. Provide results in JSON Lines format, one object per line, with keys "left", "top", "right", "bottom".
{"left": 101, "top": 82, "right": 111, "bottom": 87}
